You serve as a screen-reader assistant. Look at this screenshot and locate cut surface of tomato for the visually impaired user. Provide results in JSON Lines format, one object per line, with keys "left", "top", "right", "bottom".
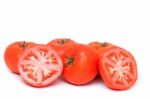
{"left": 99, "top": 47, "right": 137, "bottom": 90}
{"left": 18, "top": 45, "right": 63, "bottom": 87}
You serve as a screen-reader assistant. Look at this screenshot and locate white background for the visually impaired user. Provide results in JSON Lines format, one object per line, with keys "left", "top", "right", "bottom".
{"left": 0, "top": 0, "right": 150, "bottom": 98}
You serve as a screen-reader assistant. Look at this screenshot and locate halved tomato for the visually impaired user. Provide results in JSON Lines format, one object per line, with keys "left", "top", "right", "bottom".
{"left": 4, "top": 41, "right": 35, "bottom": 74}
{"left": 47, "top": 38, "right": 76, "bottom": 57}
{"left": 18, "top": 44, "right": 63, "bottom": 87}
{"left": 98, "top": 46, "right": 138, "bottom": 90}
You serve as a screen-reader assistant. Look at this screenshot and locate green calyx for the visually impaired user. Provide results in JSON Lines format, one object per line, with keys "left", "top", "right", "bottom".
{"left": 66, "top": 57, "right": 74, "bottom": 65}
{"left": 100, "top": 42, "right": 108, "bottom": 47}
{"left": 57, "top": 39, "right": 70, "bottom": 45}
{"left": 19, "top": 41, "right": 28, "bottom": 49}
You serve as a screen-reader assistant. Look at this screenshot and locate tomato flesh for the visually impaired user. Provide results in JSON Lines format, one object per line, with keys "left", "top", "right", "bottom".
{"left": 18, "top": 45, "right": 63, "bottom": 87}
{"left": 99, "top": 47, "right": 137, "bottom": 90}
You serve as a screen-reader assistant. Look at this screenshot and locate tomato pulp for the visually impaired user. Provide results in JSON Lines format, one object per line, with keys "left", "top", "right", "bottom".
{"left": 18, "top": 44, "right": 63, "bottom": 87}
{"left": 98, "top": 46, "right": 138, "bottom": 90}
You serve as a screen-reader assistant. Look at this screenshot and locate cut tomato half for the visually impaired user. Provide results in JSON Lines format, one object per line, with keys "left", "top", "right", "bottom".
{"left": 99, "top": 46, "right": 138, "bottom": 90}
{"left": 18, "top": 45, "right": 63, "bottom": 87}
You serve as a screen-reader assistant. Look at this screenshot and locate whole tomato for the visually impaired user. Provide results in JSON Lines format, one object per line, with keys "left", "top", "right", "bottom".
{"left": 88, "top": 42, "right": 113, "bottom": 55}
{"left": 4, "top": 41, "right": 35, "bottom": 74}
{"left": 47, "top": 38, "right": 76, "bottom": 57}
{"left": 62, "top": 44, "right": 98, "bottom": 85}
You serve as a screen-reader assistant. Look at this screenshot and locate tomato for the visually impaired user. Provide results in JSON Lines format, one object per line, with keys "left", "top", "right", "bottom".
{"left": 62, "top": 44, "right": 98, "bottom": 85}
{"left": 4, "top": 41, "right": 35, "bottom": 74}
{"left": 88, "top": 42, "right": 113, "bottom": 55}
{"left": 98, "top": 46, "right": 138, "bottom": 90}
{"left": 18, "top": 44, "right": 63, "bottom": 87}
{"left": 47, "top": 38, "right": 76, "bottom": 56}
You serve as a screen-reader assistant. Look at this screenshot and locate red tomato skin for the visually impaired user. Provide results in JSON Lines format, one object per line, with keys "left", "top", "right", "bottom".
{"left": 47, "top": 38, "right": 76, "bottom": 57}
{"left": 4, "top": 41, "right": 36, "bottom": 74}
{"left": 88, "top": 42, "right": 114, "bottom": 55}
{"left": 62, "top": 44, "right": 98, "bottom": 85}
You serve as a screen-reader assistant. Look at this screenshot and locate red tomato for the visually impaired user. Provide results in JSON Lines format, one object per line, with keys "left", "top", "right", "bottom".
{"left": 47, "top": 38, "right": 76, "bottom": 56}
{"left": 4, "top": 41, "right": 35, "bottom": 74}
{"left": 18, "top": 44, "right": 63, "bottom": 87}
{"left": 88, "top": 42, "right": 113, "bottom": 55}
{"left": 98, "top": 46, "right": 138, "bottom": 90}
{"left": 62, "top": 44, "right": 98, "bottom": 85}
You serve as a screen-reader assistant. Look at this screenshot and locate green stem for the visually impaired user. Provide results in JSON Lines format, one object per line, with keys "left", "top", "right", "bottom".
{"left": 57, "top": 39, "right": 70, "bottom": 45}
{"left": 100, "top": 42, "right": 107, "bottom": 47}
{"left": 66, "top": 57, "right": 74, "bottom": 65}
{"left": 19, "top": 41, "right": 28, "bottom": 49}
